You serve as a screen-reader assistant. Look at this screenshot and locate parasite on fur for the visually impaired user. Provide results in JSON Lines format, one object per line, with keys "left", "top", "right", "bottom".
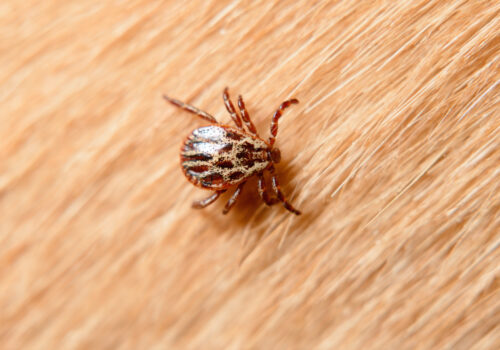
{"left": 163, "top": 87, "right": 301, "bottom": 215}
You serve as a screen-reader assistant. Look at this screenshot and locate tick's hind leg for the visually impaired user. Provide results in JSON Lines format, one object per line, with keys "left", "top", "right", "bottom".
{"left": 237, "top": 95, "right": 258, "bottom": 136}
{"left": 223, "top": 87, "right": 243, "bottom": 129}
{"left": 268, "top": 165, "right": 301, "bottom": 215}
{"left": 163, "top": 94, "right": 218, "bottom": 124}
{"left": 192, "top": 190, "right": 226, "bottom": 209}
{"left": 258, "top": 173, "right": 279, "bottom": 206}
{"left": 223, "top": 182, "right": 246, "bottom": 214}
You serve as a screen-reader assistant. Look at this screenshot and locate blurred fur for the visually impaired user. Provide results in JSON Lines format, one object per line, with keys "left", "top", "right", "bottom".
{"left": 1, "top": 0, "right": 499, "bottom": 349}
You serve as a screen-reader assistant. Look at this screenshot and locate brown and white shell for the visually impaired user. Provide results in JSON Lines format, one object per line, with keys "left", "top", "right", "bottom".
{"left": 180, "top": 125, "right": 271, "bottom": 190}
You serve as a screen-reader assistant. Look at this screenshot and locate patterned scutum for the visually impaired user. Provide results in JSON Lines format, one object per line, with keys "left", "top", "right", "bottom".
{"left": 181, "top": 125, "right": 270, "bottom": 189}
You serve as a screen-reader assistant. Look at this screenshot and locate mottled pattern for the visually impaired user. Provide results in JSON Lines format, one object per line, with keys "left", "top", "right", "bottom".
{"left": 181, "top": 125, "right": 270, "bottom": 189}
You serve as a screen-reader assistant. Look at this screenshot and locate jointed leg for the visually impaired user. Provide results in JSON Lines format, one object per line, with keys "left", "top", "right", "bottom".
{"left": 192, "top": 190, "right": 226, "bottom": 209}
{"left": 223, "top": 87, "right": 243, "bottom": 129}
{"left": 223, "top": 182, "right": 246, "bottom": 214}
{"left": 268, "top": 165, "right": 301, "bottom": 215}
{"left": 269, "top": 98, "right": 299, "bottom": 146}
{"left": 258, "top": 173, "right": 279, "bottom": 206}
{"left": 237, "top": 95, "right": 258, "bottom": 136}
{"left": 163, "top": 94, "right": 218, "bottom": 124}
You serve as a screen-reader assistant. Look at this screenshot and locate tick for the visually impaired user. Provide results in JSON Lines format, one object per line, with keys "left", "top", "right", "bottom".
{"left": 163, "top": 87, "right": 301, "bottom": 215}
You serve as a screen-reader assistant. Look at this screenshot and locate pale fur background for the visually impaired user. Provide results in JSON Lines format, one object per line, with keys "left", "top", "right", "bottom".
{"left": 1, "top": 1, "right": 499, "bottom": 349}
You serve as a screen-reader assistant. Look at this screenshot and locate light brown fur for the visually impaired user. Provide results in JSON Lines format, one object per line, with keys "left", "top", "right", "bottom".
{"left": 1, "top": 0, "right": 499, "bottom": 349}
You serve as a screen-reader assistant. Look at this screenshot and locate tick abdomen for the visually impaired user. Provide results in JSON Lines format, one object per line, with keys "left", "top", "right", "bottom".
{"left": 181, "top": 125, "right": 270, "bottom": 189}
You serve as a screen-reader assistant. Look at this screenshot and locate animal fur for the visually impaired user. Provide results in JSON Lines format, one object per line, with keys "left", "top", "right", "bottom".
{"left": 1, "top": 0, "right": 499, "bottom": 349}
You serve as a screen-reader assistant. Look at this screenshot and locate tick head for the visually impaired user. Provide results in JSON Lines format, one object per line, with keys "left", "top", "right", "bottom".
{"left": 270, "top": 148, "right": 281, "bottom": 163}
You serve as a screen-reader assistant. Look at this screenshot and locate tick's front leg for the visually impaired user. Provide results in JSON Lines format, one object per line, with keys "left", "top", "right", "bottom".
{"left": 237, "top": 95, "right": 258, "bottom": 136}
{"left": 268, "top": 98, "right": 299, "bottom": 146}
{"left": 223, "top": 87, "right": 243, "bottom": 129}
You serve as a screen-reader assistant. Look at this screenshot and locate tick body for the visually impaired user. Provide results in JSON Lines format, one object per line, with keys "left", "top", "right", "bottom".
{"left": 163, "top": 87, "right": 301, "bottom": 215}
{"left": 181, "top": 125, "right": 270, "bottom": 189}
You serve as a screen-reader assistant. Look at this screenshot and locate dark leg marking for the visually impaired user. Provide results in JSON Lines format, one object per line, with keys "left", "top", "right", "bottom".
{"left": 269, "top": 98, "right": 299, "bottom": 146}
{"left": 223, "top": 87, "right": 243, "bottom": 129}
{"left": 163, "top": 94, "right": 218, "bottom": 124}
{"left": 223, "top": 181, "right": 246, "bottom": 214}
{"left": 268, "top": 165, "right": 301, "bottom": 215}
{"left": 237, "top": 95, "right": 258, "bottom": 136}
{"left": 258, "top": 173, "right": 279, "bottom": 206}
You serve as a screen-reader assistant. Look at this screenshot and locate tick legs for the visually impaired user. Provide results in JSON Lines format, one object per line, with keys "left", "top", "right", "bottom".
{"left": 258, "top": 173, "right": 279, "bottom": 206}
{"left": 268, "top": 165, "right": 301, "bottom": 215}
{"left": 223, "top": 182, "right": 246, "bottom": 214}
{"left": 191, "top": 182, "right": 246, "bottom": 213}
{"left": 223, "top": 87, "right": 243, "bottom": 129}
{"left": 237, "top": 95, "right": 258, "bottom": 136}
{"left": 163, "top": 94, "right": 218, "bottom": 124}
{"left": 192, "top": 190, "right": 226, "bottom": 209}
{"left": 269, "top": 98, "right": 299, "bottom": 146}
{"left": 223, "top": 87, "right": 259, "bottom": 136}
